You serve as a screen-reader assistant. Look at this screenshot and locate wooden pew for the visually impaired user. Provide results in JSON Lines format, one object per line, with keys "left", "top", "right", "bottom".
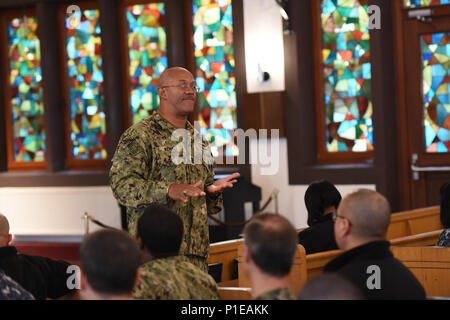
{"left": 305, "top": 229, "right": 444, "bottom": 278}
{"left": 306, "top": 249, "right": 342, "bottom": 279}
{"left": 390, "top": 229, "right": 442, "bottom": 247}
{"left": 208, "top": 239, "right": 243, "bottom": 286}
{"left": 391, "top": 246, "right": 450, "bottom": 298}
{"left": 386, "top": 206, "right": 441, "bottom": 239}
{"left": 219, "top": 287, "right": 252, "bottom": 300}
{"left": 237, "top": 243, "right": 307, "bottom": 295}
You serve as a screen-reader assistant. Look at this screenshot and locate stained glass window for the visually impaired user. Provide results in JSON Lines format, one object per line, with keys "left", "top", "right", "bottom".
{"left": 126, "top": 3, "right": 167, "bottom": 124}
{"left": 193, "top": 0, "right": 238, "bottom": 157}
{"left": 7, "top": 16, "right": 45, "bottom": 163}
{"left": 321, "top": 0, "right": 374, "bottom": 153}
{"left": 404, "top": 0, "right": 450, "bottom": 8}
{"left": 421, "top": 32, "right": 449, "bottom": 153}
{"left": 65, "top": 9, "right": 106, "bottom": 160}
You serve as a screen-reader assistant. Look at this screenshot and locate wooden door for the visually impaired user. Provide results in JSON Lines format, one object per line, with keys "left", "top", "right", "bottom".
{"left": 402, "top": 8, "right": 450, "bottom": 208}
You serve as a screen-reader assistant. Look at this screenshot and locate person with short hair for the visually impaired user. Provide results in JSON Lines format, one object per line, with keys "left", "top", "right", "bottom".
{"left": 437, "top": 182, "right": 450, "bottom": 247}
{"left": 298, "top": 180, "right": 341, "bottom": 253}
{"left": 79, "top": 229, "right": 141, "bottom": 300}
{"left": 242, "top": 213, "right": 298, "bottom": 300}
{"left": 324, "top": 189, "right": 426, "bottom": 299}
{"left": 298, "top": 273, "right": 363, "bottom": 300}
{"left": 133, "top": 203, "right": 220, "bottom": 300}
{"left": 0, "top": 213, "right": 73, "bottom": 300}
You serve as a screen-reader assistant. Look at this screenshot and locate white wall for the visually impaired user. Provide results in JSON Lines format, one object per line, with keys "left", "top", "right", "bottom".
{"left": 0, "top": 186, "right": 121, "bottom": 239}
{"left": 243, "top": 0, "right": 285, "bottom": 93}
{"left": 249, "top": 138, "right": 376, "bottom": 229}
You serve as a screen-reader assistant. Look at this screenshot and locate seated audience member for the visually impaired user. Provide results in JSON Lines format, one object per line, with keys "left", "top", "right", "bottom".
{"left": 324, "top": 189, "right": 426, "bottom": 300}
{"left": 298, "top": 180, "right": 341, "bottom": 254}
{"left": 80, "top": 229, "right": 141, "bottom": 300}
{"left": 0, "top": 269, "right": 34, "bottom": 300}
{"left": 133, "top": 204, "right": 220, "bottom": 300}
{"left": 0, "top": 213, "right": 74, "bottom": 300}
{"left": 437, "top": 182, "right": 450, "bottom": 247}
{"left": 242, "top": 213, "right": 298, "bottom": 300}
{"left": 298, "top": 273, "right": 363, "bottom": 300}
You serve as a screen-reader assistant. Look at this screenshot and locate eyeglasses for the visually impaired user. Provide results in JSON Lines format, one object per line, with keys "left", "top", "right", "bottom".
{"left": 160, "top": 84, "right": 200, "bottom": 93}
{"left": 332, "top": 211, "right": 352, "bottom": 226}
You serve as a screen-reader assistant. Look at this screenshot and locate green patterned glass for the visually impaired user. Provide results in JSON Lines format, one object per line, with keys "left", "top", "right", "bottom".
{"left": 7, "top": 16, "right": 45, "bottom": 162}
{"left": 421, "top": 32, "right": 449, "bottom": 153}
{"left": 126, "top": 3, "right": 167, "bottom": 124}
{"left": 65, "top": 9, "right": 106, "bottom": 160}
{"left": 193, "top": 0, "right": 238, "bottom": 157}
{"left": 321, "top": 0, "right": 374, "bottom": 152}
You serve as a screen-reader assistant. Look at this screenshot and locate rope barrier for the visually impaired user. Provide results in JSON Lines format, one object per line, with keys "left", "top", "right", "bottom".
{"left": 82, "top": 188, "right": 280, "bottom": 233}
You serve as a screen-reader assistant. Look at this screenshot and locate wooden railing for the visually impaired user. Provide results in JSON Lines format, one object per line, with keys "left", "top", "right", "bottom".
{"left": 386, "top": 206, "right": 441, "bottom": 239}
{"left": 391, "top": 246, "right": 450, "bottom": 298}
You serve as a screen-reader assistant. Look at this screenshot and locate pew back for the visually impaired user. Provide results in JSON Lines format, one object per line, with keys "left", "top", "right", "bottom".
{"left": 208, "top": 239, "right": 242, "bottom": 285}
{"left": 219, "top": 287, "right": 252, "bottom": 300}
{"left": 391, "top": 246, "right": 450, "bottom": 298}
{"left": 386, "top": 206, "right": 441, "bottom": 239}
{"left": 237, "top": 243, "right": 307, "bottom": 294}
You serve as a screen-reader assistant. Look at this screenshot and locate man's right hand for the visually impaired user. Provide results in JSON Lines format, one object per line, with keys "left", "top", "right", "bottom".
{"left": 168, "top": 180, "right": 206, "bottom": 203}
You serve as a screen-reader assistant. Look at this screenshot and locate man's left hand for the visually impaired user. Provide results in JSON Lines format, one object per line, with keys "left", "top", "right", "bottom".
{"left": 206, "top": 172, "right": 240, "bottom": 196}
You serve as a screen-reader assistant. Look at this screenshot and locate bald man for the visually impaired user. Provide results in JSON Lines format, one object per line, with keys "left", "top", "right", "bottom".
{"left": 110, "top": 67, "right": 239, "bottom": 272}
{"left": 0, "top": 213, "right": 73, "bottom": 299}
{"left": 323, "top": 189, "right": 426, "bottom": 299}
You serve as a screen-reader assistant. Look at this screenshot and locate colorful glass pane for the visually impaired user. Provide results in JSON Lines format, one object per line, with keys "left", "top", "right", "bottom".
{"left": 404, "top": 0, "right": 449, "bottom": 8}
{"left": 65, "top": 9, "right": 106, "bottom": 160}
{"left": 126, "top": 3, "right": 167, "bottom": 124}
{"left": 421, "top": 32, "right": 450, "bottom": 153}
{"left": 321, "top": 0, "right": 374, "bottom": 153}
{"left": 7, "top": 16, "right": 45, "bottom": 163}
{"left": 193, "top": 0, "right": 238, "bottom": 157}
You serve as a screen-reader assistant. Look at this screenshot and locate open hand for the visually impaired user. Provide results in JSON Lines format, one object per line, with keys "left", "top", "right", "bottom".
{"left": 168, "top": 180, "right": 206, "bottom": 203}
{"left": 206, "top": 172, "right": 240, "bottom": 196}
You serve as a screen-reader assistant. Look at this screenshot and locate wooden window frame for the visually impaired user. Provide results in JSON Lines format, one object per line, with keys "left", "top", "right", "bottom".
{"left": 119, "top": 0, "right": 168, "bottom": 129}
{"left": 0, "top": 9, "right": 46, "bottom": 171}
{"left": 311, "top": 0, "right": 374, "bottom": 164}
{"left": 58, "top": 1, "right": 107, "bottom": 170}
{"left": 183, "top": 0, "right": 248, "bottom": 171}
{"left": 285, "top": 0, "right": 401, "bottom": 211}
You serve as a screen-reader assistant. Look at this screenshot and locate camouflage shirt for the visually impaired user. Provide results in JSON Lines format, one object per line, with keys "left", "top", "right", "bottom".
{"left": 110, "top": 113, "right": 223, "bottom": 259}
{"left": 253, "top": 286, "right": 295, "bottom": 300}
{"left": 0, "top": 270, "right": 34, "bottom": 300}
{"left": 133, "top": 255, "right": 220, "bottom": 300}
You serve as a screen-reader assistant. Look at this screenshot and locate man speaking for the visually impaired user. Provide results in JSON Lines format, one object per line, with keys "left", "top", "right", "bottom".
{"left": 110, "top": 67, "right": 239, "bottom": 272}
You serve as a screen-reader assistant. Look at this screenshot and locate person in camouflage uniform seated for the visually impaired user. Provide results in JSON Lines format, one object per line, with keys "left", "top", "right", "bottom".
{"left": 133, "top": 204, "right": 220, "bottom": 300}
{"left": 242, "top": 213, "right": 298, "bottom": 300}
{"left": 110, "top": 67, "right": 239, "bottom": 273}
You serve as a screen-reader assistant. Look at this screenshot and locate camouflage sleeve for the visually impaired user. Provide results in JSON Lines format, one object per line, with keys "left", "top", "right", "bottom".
{"left": 109, "top": 135, "right": 169, "bottom": 208}
{"left": 204, "top": 159, "right": 223, "bottom": 216}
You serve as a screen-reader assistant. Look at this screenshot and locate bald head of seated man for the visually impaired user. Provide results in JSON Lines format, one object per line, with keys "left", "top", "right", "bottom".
{"left": 0, "top": 213, "right": 74, "bottom": 299}
{"left": 324, "top": 189, "right": 426, "bottom": 300}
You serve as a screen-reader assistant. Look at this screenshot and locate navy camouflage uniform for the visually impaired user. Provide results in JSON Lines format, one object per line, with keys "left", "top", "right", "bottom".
{"left": 133, "top": 255, "right": 220, "bottom": 300}
{"left": 110, "top": 113, "right": 223, "bottom": 272}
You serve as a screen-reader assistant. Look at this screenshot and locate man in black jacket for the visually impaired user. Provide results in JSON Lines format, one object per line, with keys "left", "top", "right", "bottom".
{"left": 0, "top": 213, "right": 74, "bottom": 299}
{"left": 324, "top": 189, "right": 426, "bottom": 300}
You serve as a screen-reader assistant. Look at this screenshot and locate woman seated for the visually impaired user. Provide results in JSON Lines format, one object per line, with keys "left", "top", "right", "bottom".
{"left": 437, "top": 182, "right": 450, "bottom": 247}
{"left": 298, "top": 180, "right": 341, "bottom": 254}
